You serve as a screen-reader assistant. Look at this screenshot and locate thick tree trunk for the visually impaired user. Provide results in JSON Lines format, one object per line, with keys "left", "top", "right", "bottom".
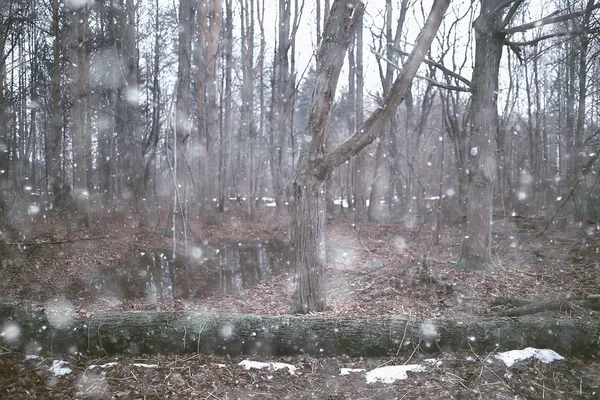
{"left": 292, "top": 0, "right": 364, "bottom": 313}
{"left": 1, "top": 300, "right": 598, "bottom": 358}
{"left": 292, "top": 0, "right": 450, "bottom": 313}
{"left": 457, "top": 0, "right": 504, "bottom": 270}
{"left": 292, "top": 177, "right": 327, "bottom": 312}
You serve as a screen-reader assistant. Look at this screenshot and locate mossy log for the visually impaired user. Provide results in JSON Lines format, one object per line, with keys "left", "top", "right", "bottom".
{"left": 0, "top": 300, "right": 598, "bottom": 358}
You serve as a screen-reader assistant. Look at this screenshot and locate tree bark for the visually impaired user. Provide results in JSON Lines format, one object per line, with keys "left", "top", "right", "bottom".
{"left": 0, "top": 23, "right": 7, "bottom": 216}
{"left": 353, "top": 18, "right": 366, "bottom": 222}
{"left": 292, "top": 0, "right": 450, "bottom": 313}
{"left": 457, "top": 0, "right": 507, "bottom": 270}
{"left": 198, "top": 0, "right": 222, "bottom": 211}
{"left": 69, "top": 4, "right": 90, "bottom": 227}
{"left": 48, "top": 0, "right": 63, "bottom": 209}
{"left": 0, "top": 300, "right": 598, "bottom": 358}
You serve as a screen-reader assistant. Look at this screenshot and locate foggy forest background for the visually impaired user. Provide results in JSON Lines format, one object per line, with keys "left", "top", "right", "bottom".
{"left": 0, "top": 0, "right": 599, "bottom": 245}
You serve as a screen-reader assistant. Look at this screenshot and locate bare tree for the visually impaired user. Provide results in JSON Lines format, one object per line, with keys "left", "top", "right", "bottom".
{"left": 48, "top": 0, "right": 63, "bottom": 209}
{"left": 459, "top": 0, "right": 600, "bottom": 269}
{"left": 68, "top": 2, "right": 91, "bottom": 227}
{"left": 292, "top": 0, "right": 450, "bottom": 313}
{"left": 198, "top": 0, "right": 222, "bottom": 211}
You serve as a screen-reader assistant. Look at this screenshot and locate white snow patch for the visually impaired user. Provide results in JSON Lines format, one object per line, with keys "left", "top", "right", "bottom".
{"left": 340, "top": 368, "right": 366, "bottom": 375}
{"left": 366, "top": 364, "right": 426, "bottom": 384}
{"left": 494, "top": 347, "right": 564, "bottom": 367}
{"left": 50, "top": 360, "right": 72, "bottom": 376}
{"left": 88, "top": 362, "right": 118, "bottom": 370}
{"left": 132, "top": 363, "right": 159, "bottom": 368}
{"left": 24, "top": 354, "right": 40, "bottom": 360}
{"left": 333, "top": 198, "right": 349, "bottom": 208}
{"left": 238, "top": 360, "right": 297, "bottom": 374}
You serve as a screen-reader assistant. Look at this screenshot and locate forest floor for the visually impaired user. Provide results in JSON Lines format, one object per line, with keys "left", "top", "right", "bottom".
{"left": 1, "top": 206, "right": 599, "bottom": 399}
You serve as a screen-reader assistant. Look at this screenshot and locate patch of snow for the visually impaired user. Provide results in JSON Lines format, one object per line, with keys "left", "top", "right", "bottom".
{"left": 424, "top": 195, "right": 446, "bottom": 201}
{"left": 88, "top": 362, "right": 118, "bottom": 370}
{"left": 238, "top": 360, "right": 297, "bottom": 374}
{"left": 50, "top": 360, "right": 72, "bottom": 376}
{"left": 333, "top": 198, "right": 349, "bottom": 208}
{"left": 24, "top": 354, "right": 40, "bottom": 360}
{"left": 340, "top": 368, "right": 366, "bottom": 375}
{"left": 494, "top": 347, "right": 564, "bottom": 367}
{"left": 365, "top": 364, "right": 426, "bottom": 384}
{"left": 132, "top": 363, "right": 159, "bottom": 368}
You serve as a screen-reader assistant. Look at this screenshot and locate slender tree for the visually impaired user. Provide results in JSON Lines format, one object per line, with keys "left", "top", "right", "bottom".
{"left": 68, "top": 1, "right": 90, "bottom": 227}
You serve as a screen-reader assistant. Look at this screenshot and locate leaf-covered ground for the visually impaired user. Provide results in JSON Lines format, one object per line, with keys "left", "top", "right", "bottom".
{"left": 1, "top": 209, "right": 599, "bottom": 398}
{"left": 2, "top": 347, "right": 599, "bottom": 399}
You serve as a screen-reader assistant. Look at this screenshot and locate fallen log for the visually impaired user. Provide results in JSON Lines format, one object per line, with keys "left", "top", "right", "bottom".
{"left": 0, "top": 300, "right": 598, "bottom": 358}
{"left": 491, "top": 297, "right": 600, "bottom": 317}
{"left": 497, "top": 300, "right": 600, "bottom": 317}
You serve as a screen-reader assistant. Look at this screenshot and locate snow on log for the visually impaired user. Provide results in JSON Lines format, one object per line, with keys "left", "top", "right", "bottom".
{"left": 0, "top": 300, "right": 598, "bottom": 358}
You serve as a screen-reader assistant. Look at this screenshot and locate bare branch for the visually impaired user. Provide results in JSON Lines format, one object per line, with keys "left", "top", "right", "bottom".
{"left": 373, "top": 49, "right": 470, "bottom": 92}
{"left": 316, "top": 0, "right": 451, "bottom": 179}
{"left": 415, "top": 74, "right": 471, "bottom": 92}
{"left": 501, "top": 0, "right": 525, "bottom": 29}
{"left": 505, "top": 1, "right": 600, "bottom": 35}
{"left": 506, "top": 29, "right": 600, "bottom": 46}
{"left": 388, "top": 48, "right": 472, "bottom": 87}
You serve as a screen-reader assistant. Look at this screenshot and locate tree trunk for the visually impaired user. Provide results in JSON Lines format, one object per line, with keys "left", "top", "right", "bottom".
{"left": 457, "top": 0, "right": 505, "bottom": 270}
{"left": 69, "top": 4, "right": 90, "bottom": 227}
{"left": 240, "top": 0, "right": 256, "bottom": 220}
{"left": 198, "top": 0, "right": 222, "bottom": 212}
{"left": 292, "top": 0, "right": 450, "bottom": 313}
{"left": 1, "top": 300, "right": 598, "bottom": 358}
{"left": 353, "top": 19, "right": 367, "bottom": 221}
{"left": 175, "top": 0, "right": 194, "bottom": 224}
{"left": 49, "top": 0, "right": 63, "bottom": 209}
{"left": 220, "top": 0, "right": 233, "bottom": 213}
{"left": 0, "top": 24, "right": 7, "bottom": 215}
{"left": 292, "top": 0, "right": 364, "bottom": 313}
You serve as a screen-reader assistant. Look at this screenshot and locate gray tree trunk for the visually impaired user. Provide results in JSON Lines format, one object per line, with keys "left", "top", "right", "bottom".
{"left": 49, "top": 0, "right": 64, "bottom": 209}
{"left": 69, "top": 4, "right": 90, "bottom": 227}
{"left": 0, "top": 23, "right": 7, "bottom": 215}
{"left": 292, "top": 0, "right": 450, "bottom": 313}
{"left": 457, "top": 0, "right": 506, "bottom": 270}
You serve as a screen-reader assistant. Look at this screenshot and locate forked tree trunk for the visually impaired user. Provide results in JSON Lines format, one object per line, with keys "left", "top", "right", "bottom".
{"left": 292, "top": 0, "right": 450, "bottom": 313}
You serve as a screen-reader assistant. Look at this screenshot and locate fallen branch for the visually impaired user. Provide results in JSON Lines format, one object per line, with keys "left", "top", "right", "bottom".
{"left": 0, "top": 235, "right": 110, "bottom": 246}
{"left": 0, "top": 299, "right": 598, "bottom": 358}
{"left": 494, "top": 298, "right": 600, "bottom": 317}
